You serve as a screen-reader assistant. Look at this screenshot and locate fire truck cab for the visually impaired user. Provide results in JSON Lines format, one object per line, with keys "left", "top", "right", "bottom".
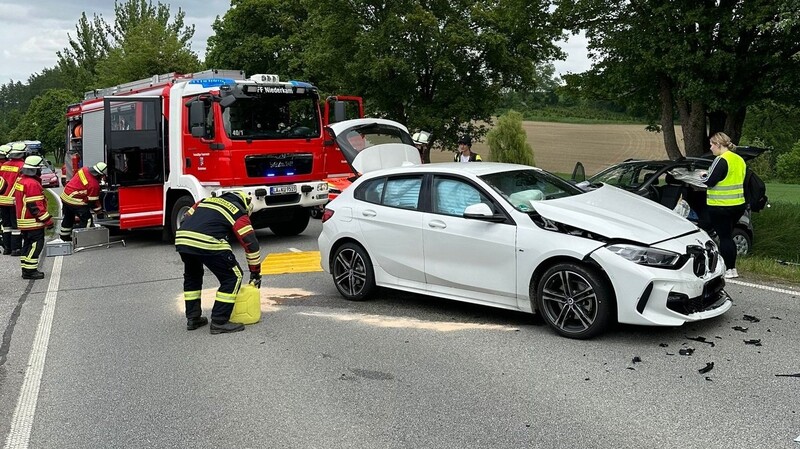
{"left": 65, "top": 69, "right": 359, "bottom": 237}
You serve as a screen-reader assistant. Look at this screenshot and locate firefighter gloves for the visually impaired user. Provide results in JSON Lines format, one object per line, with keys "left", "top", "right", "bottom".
{"left": 249, "top": 271, "right": 262, "bottom": 288}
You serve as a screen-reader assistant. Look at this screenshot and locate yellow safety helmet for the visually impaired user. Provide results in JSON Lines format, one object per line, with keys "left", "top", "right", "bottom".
{"left": 90, "top": 161, "right": 108, "bottom": 177}
{"left": 23, "top": 155, "right": 44, "bottom": 169}
{"left": 8, "top": 142, "right": 27, "bottom": 159}
{"left": 235, "top": 190, "right": 253, "bottom": 214}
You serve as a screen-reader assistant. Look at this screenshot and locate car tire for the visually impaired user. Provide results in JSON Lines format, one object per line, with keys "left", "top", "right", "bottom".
{"left": 535, "top": 263, "right": 613, "bottom": 339}
{"left": 331, "top": 242, "right": 376, "bottom": 301}
{"left": 169, "top": 195, "right": 195, "bottom": 241}
{"left": 732, "top": 227, "right": 752, "bottom": 256}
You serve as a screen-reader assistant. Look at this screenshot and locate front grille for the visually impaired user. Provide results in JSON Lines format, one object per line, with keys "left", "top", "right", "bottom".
{"left": 685, "top": 240, "right": 721, "bottom": 277}
{"left": 245, "top": 153, "right": 313, "bottom": 177}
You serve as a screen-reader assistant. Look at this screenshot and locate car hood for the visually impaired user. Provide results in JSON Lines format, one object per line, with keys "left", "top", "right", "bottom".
{"left": 530, "top": 185, "right": 698, "bottom": 244}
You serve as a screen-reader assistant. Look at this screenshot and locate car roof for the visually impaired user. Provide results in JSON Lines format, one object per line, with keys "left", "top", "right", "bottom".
{"left": 361, "top": 161, "right": 545, "bottom": 178}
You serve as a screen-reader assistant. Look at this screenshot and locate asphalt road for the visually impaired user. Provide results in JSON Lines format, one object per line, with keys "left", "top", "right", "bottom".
{"left": 0, "top": 219, "right": 798, "bottom": 448}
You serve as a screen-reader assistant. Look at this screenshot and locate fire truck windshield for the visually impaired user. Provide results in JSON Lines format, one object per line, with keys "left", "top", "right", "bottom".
{"left": 223, "top": 94, "right": 320, "bottom": 140}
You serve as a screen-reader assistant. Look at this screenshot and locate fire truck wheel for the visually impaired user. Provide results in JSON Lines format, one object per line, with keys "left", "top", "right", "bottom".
{"left": 269, "top": 208, "right": 311, "bottom": 236}
{"left": 170, "top": 195, "right": 195, "bottom": 239}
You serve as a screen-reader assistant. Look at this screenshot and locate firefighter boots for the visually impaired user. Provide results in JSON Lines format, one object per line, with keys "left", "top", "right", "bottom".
{"left": 22, "top": 269, "right": 45, "bottom": 280}
{"left": 187, "top": 317, "right": 209, "bottom": 331}
{"left": 209, "top": 321, "right": 245, "bottom": 335}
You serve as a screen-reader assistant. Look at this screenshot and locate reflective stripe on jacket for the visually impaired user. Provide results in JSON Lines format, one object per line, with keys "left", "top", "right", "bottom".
{"left": 0, "top": 160, "right": 24, "bottom": 206}
{"left": 60, "top": 167, "right": 101, "bottom": 207}
{"left": 14, "top": 175, "right": 52, "bottom": 230}
{"left": 707, "top": 151, "right": 746, "bottom": 207}
{"left": 175, "top": 193, "right": 261, "bottom": 272}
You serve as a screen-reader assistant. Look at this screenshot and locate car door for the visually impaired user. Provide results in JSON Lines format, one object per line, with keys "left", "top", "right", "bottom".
{"left": 422, "top": 175, "right": 517, "bottom": 306}
{"left": 355, "top": 175, "right": 426, "bottom": 284}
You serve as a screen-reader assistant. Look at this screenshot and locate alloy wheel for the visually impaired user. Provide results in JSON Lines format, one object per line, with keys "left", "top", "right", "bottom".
{"left": 540, "top": 270, "right": 599, "bottom": 335}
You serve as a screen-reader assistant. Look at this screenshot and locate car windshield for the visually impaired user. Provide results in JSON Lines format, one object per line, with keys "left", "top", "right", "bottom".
{"left": 223, "top": 93, "right": 320, "bottom": 140}
{"left": 589, "top": 162, "right": 666, "bottom": 189}
{"left": 480, "top": 169, "right": 583, "bottom": 212}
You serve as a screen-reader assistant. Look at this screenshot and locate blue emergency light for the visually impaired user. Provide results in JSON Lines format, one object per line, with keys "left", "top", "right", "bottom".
{"left": 189, "top": 78, "right": 236, "bottom": 88}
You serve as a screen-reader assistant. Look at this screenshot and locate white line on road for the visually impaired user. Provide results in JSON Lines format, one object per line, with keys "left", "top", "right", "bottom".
{"left": 3, "top": 256, "right": 63, "bottom": 449}
{"left": 727, "top": 279, "right": 799, "bottom": 296}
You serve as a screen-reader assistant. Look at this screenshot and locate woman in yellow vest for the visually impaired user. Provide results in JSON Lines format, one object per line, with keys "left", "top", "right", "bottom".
{"left": 702, "top": 132, "right": 747, "bottom": 279}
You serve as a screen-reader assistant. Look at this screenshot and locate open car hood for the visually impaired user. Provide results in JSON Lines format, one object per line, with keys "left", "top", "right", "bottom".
{"left": 531, "top": 185, "right": 699, "bottom": 245}
{"left": 328, "top": 118, "right": 420, "bottom": 174}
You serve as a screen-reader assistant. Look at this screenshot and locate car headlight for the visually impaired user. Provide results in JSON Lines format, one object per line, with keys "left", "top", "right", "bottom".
{"left": 606, "top": 243, "right": 682, "bottom": 268}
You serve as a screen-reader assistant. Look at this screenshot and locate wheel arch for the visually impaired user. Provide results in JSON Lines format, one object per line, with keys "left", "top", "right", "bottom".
{"left": 528, "top": 255, "right": 618, "bottom": 319}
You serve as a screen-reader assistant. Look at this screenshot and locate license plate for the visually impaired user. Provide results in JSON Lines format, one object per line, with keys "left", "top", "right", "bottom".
{"left": 270, "top": 185, "right": 297, "bottom": 195}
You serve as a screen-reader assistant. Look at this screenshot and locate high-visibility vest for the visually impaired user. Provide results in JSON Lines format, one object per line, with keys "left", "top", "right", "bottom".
{"left": 707, "top": 150, "right": 746, "bottom": 207}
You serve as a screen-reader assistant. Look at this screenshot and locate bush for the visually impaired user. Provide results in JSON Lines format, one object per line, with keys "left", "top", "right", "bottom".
{"left": 750, "top": 201, "right": 800, "bottom": 262}
{"left": 487, "top": 110, "right": 535, "bottom": 165}
{"left": 776, "top": 139, "right": 800, "bottom": 184}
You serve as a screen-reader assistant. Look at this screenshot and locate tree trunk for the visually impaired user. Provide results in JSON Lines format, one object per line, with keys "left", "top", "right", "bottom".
{"left": 677, "top": 98, "right": 707, "bottom": 157}
{"left": 658, "top": 75, "right": 682, "bottom": 160}
{"left": 724, "top": 107, "right": 747, "bottom": 144}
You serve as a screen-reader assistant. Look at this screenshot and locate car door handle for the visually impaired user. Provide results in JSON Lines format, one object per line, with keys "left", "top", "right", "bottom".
{"left": 428, "top": 220, "right": 447, "bottom": 229}
{"left": 362, "top": 210, "right": 377, "bottom": 217}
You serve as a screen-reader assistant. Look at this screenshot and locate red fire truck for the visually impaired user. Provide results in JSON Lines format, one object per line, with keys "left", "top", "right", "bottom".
{"left": 64, "top": 69, "right": 362, "bottom": 237}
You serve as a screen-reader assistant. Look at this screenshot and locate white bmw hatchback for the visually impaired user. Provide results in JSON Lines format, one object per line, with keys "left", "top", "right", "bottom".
{"left": 318, "top": 120, "right": 731, "bottom": 339}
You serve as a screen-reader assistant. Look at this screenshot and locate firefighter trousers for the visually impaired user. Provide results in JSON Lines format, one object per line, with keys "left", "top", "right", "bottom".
{"left": 20, "top": 228, "right": 45, "bottom": 273}
{"left": 179, "top": 251, "right": 243, "bottom": 324}
{"left": 60, "top": 203, "right": 92, "bottom": 240}
{"left": 1, "top": 206, "right": 21, "bottom": 253}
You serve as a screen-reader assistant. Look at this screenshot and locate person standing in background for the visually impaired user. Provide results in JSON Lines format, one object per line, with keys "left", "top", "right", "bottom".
{"left": 454, "top": 136, "right": 482, "bottom": 162}
{"left": 412, "top": 131, "right": 431, "bottom": 163}
{"left": 0, "top": 142, "right": 27, "bottom": 256}
{"left": 702, "top": 132, "right": 747, "bottom": 279}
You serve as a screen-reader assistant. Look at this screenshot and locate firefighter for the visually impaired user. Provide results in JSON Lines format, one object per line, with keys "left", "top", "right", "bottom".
{"left": 0, "top": 142, "right": 27, "bottom": 256}
{"left": 14, "top": 155, "right": 54, "bottom": 280}
{"left": 0, "top": 144, "right": 8, "bottom": 253}
{"left": 175, "top": 191, "right": 262, "bottom": 334}
{"left": 59, "top": 162, "right": 107, "bottom": 241}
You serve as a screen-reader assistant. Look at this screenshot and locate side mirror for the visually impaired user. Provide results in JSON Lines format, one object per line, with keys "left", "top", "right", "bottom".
{"left": 333, "top": 101, "right": 347, "bottom": 123}
{"left": 220, "top": 95, "right": 236, "bottom": 108}
{"left": 571, "top": 161, "right": 586, "bottom": 182}
{"left": 463, "top": 203, "right": 506, "bottom": 222}
{"left": 188, "top": 101, "right": 207, "bottom": 138}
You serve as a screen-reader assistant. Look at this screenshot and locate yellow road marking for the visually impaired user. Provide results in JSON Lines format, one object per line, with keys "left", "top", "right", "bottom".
{"left": 261, "top": 251, "right": 323, "bottom": 275}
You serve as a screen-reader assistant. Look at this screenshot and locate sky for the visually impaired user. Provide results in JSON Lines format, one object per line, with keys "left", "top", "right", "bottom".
{"left": 0, "top": 1, "right": 592, "bottom": 84}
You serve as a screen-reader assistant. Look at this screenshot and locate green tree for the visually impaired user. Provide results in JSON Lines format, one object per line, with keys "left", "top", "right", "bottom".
{"left": 96, "top": 1, "right": 201, "bottom": 85}
{"left": 556, "top": 0, "right": 800, "bottom": 158}
{"left": 205, "top": 0, "right": 308, "bottom": 77}
{"left": 776, "top": 140, "right": 800, "bottom": 184}
{"left": 56, "top": 12, "right": 110, "bottom": 95}
{"left": 9, "top": 89, "right": 80, "bottom": 164}
{"left": 487, "top": 110, "right": 534, "bottom": 165}
{"left": 208, "top": 0, "right": 564, "bottom": 150}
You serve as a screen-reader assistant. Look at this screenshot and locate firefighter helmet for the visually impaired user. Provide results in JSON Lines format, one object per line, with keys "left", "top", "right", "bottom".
{"left": 0, "top": 144, "right": 9, "bottom": 158}
{"left": 90, "top": 161, "right": 108, "bottom": 177}
{"left": 21, "top": 155, "right": 44, "bottom": 176}
{"left": 234, "top": 191, "right": 253, "bottom": 215}
{"left": 412, "top": 131, "right": 431, "bottom": 145}
{"left": 7, "top": 142, "right": 27, "bottom": 159}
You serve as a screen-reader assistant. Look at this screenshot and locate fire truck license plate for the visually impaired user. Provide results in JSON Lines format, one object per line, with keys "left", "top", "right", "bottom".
{"left": 270, "top": 185, "right": 297, "bottom": 195}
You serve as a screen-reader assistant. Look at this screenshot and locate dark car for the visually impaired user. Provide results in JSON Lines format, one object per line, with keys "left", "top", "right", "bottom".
{"left": 572, "top": 146, "right": 767, "bottom": 256}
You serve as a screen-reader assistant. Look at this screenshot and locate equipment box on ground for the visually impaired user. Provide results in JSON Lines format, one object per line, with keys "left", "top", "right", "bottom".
{"left": 72, "top": 227, "right": 110, "bottom": 248}
{"left": 45, "top": 240, "right": 73, "bottom": 257}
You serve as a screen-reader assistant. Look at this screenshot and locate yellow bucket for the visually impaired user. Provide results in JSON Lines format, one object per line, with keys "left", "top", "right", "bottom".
{"left": 230, "top": 284, "right": 261, "bottom": 325}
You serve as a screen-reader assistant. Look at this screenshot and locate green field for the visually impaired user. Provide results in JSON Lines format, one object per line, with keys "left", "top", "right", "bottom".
{"left": 764, "top": 182, "right": 800, "bottom": 204}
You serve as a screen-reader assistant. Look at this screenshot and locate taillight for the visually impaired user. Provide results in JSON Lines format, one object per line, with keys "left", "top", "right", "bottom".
{"left": 321, "top": 208, "right": 334, "bottom": 223}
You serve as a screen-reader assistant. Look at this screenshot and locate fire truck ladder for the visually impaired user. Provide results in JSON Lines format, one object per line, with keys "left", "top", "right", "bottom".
{"left": 84, "top": 69, "right": 247, "bottom": 99}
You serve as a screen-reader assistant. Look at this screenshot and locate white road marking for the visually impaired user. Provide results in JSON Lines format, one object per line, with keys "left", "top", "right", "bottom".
{"left": 4, "top": 256, "right": 63, "bottom": 449}
{"left": 288, "top": 247, "right": 302, "bottom": 253}
{"left": 727, "top": 279, "right": 799, "bottom": 296}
